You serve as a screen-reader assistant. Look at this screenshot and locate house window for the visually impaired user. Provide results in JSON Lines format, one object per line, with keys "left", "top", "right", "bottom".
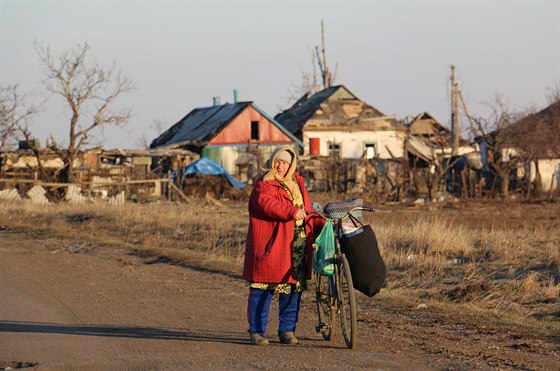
{"left": 328, "top": 141, "right": 341, "bottom": 158}
{"left": 365, "top": 142, "right": 377, "bottom": 159}
{"left": 251, "top": 121, "right": 259, "bottom": 140}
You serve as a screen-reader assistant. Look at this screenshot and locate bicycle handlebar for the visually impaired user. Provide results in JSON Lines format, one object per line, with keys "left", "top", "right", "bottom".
{"left": 306, "top": 205, "right": 374, "bottom": 222}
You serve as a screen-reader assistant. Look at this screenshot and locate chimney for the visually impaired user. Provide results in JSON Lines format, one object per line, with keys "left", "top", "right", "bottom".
{"left": 233, "top": 88, "right": 239, "bottom": 103}
{"left": 213, "top": 97, "right": 221, "bottom": 106}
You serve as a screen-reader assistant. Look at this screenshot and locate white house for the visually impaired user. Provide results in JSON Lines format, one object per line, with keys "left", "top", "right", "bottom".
{"left": 275, "top": 85, "right": 405, "bottom": 160}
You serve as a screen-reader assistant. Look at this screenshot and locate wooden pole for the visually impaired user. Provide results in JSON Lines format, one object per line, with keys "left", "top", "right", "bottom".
{"left": 461, "top": 170, "right": 469, "bottom": 203}
{"left": 402, "top": 128, "right": 410, "bottom": 195}
{"left": 489, "top": 175, "right": 497, "bottom": 199}
{"left": 450, "top": 65, "right": 459, "bottom": 156}
{"left": 547, "top": 164, "right": 557, "bottom": 202}
{"left": 167, "top": 170, "right": 172, "bottom": 201}
{"left": 169, "top": 182, "right": 191, "bottom": 203}
{"left": 320, "top": 20, "right": 331, "bottom": 89}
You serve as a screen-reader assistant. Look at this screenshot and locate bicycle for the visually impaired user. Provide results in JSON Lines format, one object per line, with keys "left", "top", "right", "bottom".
{"left": 308, "top": 199, "right": 374, "bottom": 349}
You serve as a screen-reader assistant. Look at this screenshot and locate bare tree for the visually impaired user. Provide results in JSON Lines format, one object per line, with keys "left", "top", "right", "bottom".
{"left": 136, "top": 118, "right": 169, "bottom": 149}
{"left": 279, "top": 49, "right": 321, "bottom": 111}
{"left": 472, "top": 87, "right": 560, "bottom": 199}
{"left": 470, "top": 94, "right": 518, "bottom": 197}
{"left": 35, "top": 42, "right": 134, "bottom": 182}
{"left": 486, "top": 94, "right": 517, "bottom": 134}
{"left": 18, "top": 125, "right": 50, "bottom": 180}
{"left": 497, "top": 96, "right": 559, "bottom": 198}
{"left": 544, "top": 81, "right": 560, "bottom": 157}
{"left": 545, "top": 80, "right": 560, "bottom": 104}
{"left": 280, "top": 21, "right": 338, "bottom": 111}
{"left": 0, "top": 84, "right": 40, "bottom": 151}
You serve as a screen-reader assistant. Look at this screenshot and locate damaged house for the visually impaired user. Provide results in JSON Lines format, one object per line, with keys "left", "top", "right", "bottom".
{"left": 477, "top": 100, "right": 560, "bottom": 198}
{"left": 275, "top": 85, "right": 405, "bottom": 195}
{"left": 150, "top": 97, "right": 302, "bottom": 184}
{"left": 406, "top": 112, "right": 479, "bottom": 197}
{"left": 407, "top": 112, "right": 476, "bottom": 160}
{"left": 0, "top": 141, "right": 197, "bottom": 203}
{"left": 275, "top": 85, "right": 403, "bottom": 158}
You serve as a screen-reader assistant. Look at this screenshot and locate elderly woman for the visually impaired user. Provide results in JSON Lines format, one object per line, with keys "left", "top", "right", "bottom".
{"left": 243, "top": 145, "right": 323, "bottom": 346}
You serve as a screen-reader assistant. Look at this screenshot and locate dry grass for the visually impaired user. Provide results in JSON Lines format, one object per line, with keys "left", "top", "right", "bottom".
{"left": 366, "top": 201, "right": 560, "bottom": 330}
{"left": 1, "top": 197, "right": 559, "bottom": 337}
{"left": 0, "top": 200, "right": 248, "bottom": 272}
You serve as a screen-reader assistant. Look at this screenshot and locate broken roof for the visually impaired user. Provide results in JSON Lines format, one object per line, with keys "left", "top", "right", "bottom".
{"left": 275, "top": 85, "right": 385, "bottom": 134}
{"left": 150, "top": 102, "right": 301, "bottom": 150}
{"left": 408, "top": 112, "right": 449, "bottom": 136}
{"left": 408, "top": 112, "right": 470, "bottom": 148}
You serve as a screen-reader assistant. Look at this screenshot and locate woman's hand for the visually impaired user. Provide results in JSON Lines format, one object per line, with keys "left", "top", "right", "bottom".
{"left": 294, "top": 209, "right": 306, "bottom": 221}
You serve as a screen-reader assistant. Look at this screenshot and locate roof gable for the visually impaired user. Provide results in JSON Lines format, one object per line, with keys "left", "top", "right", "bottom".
{"left": 408, "top": 112, "right": 449, "bottom": 136}
{"left": 275, "top": 85, "right": 384, "bottom": 135}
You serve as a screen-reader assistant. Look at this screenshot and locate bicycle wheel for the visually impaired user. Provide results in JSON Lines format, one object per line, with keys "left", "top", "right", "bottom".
{"left": 337, "top": 254, "right": 357, "bottom": 349}
{"left": 315, "top": 271, "right": 335, "bottom": 341}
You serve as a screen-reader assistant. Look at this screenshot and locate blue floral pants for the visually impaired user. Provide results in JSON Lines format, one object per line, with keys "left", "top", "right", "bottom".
{"left": 247, "top": 287, "right": 302, "bottom": 335}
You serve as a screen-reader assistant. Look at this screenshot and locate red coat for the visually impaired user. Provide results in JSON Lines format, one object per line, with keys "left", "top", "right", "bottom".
{"left": 243, "top": 172, "right": 324, "bottom": 284}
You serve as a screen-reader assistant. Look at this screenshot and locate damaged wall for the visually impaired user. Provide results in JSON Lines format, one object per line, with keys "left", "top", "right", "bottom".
{"left": 303, "top": 129, "right": 405, "bottom": 159}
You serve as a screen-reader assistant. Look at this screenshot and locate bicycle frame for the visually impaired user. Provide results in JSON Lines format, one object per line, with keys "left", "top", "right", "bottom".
{"left": 309, "top": 201, "right": 374, "bottom": 349}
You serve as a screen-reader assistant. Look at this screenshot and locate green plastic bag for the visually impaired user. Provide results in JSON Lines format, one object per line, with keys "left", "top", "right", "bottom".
{"left": 313, "top": 219, "right": 335, "bottom": 276}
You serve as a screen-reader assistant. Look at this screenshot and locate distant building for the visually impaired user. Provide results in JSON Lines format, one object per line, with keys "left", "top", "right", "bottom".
{"left": 479, "top": 100, "right": 560, "bottom": 195}
{"left": 407, "top": 112, "right": 476, "bottom": 164}
{"left": 150, "top": 100, "right": 301, "bottom": 183}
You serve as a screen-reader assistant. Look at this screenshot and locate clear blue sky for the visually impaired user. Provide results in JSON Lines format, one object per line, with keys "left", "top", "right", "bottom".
{"left": 1, "top": 0, "right": 559, "bottom": 149}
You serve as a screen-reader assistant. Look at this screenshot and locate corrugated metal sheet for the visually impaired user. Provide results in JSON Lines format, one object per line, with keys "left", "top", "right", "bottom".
{"left": 131, "top": 156, "right": 151, "bottom": 165}
{"left": 27, "top": 185, "right": 49, "bottom": 205}
{"left": 65, "top": 185, "right": 89, "bottom": 204}
{"left": 0, "top": 188, "right": 21, "bottom": 201}
{"left": 108, "top": 191, "right": 126, "bottom": 205}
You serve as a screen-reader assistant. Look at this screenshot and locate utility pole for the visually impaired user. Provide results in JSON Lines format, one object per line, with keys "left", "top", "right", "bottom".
{"left": 450, "top": 65, "right": 459, "bottom": 156}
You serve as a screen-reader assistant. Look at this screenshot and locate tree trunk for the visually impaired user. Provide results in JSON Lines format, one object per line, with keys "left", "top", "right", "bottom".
{"left": 62, "top": 151, "right": 78, "bottom": 183}
{"left": 501, "top": 171, "right": 509, "bottom": 197}
{"left": 534, "top": 160, "right": 542, "bottom": 199}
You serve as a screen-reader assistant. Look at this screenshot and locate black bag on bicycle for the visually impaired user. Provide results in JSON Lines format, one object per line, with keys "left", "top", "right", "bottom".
{"left": 338, "top": 217, "right": 386, "bottom": 297}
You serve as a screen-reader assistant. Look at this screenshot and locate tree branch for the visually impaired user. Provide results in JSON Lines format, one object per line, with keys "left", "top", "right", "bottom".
{"left": 35, "top": 41, "right": 134, "bottom": 182}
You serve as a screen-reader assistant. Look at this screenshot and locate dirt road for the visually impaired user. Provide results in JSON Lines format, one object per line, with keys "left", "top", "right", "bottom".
{"left": 1, "top": 228, "right": 557, "bottom": 370}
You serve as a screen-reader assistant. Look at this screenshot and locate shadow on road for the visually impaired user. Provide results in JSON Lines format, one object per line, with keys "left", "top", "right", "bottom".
{"left": 0, "top": 320, "right": 248, "bottom": 345}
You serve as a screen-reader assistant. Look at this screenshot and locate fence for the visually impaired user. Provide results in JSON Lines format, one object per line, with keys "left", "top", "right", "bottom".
{"left": 0, "top": 178, "right": 186, "bottom": 205}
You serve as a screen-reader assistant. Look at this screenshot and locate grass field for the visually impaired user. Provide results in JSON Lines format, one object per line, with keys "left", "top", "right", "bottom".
{"left": 1, "top": 196, "right": 558, "bottom": 338}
